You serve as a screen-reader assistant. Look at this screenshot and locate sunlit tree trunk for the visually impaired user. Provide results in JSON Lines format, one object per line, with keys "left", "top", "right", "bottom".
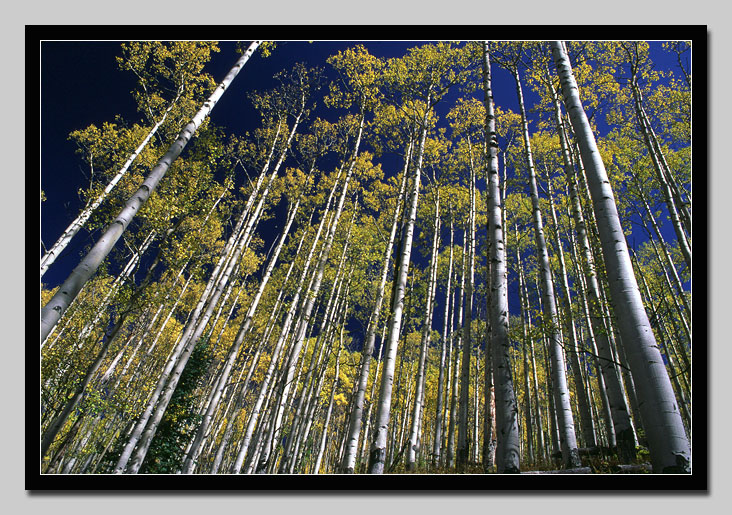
{"left": 41, "top": 41, "right": 260, "bottom": 342}
{"left": 261, "top": 116, "right": 364, "bottom": 473}
{"left": 433, "top": 215, "right": 454, "bottom": 467}
{"left": 482, "top": 42, "right": 520, "bottom": 473}
{"left": 549, "top": 74, "right": 636, "bottom": 460}
{"left": 122, "top": 79, "right": 307, "bottom": 474}
{"left": 546, "top": 177, "right": 597, "bottom": 450}
{"left": 551, "top": 41, "right": 690, "bottom": 472}
{"left": 354, "top": 323, "right": 381, "bottom": 463}
{"left": 630, "top": 74, "right": 691, "bottom": 260}
{"left": 341, "top": 142, "right": 411, "bottom": 473}
{"left": 275, "top": 223, "right": 355, "bottom": 473}
{"left": 41, "top": 229, "right": 167, "bottom": 458}
{"left": 447, "top": 238, "right": 466, "bottom": 468}
{"left": 515, "top": 239, "right": 534, "bottom": 464}
{"left": 457, "top": 158, "right": 476, "bottom": 469}
{"left": 515, "top": 68, "right": 580, "bottom": 468}
{"left": 313, "top": 327, "right": 344, "bottom": 474}
{"left": 406, "top": 191, "right": 440, "bottom": 471}
{"left": 368, "top": 107, "right": 428, "bottom": 474}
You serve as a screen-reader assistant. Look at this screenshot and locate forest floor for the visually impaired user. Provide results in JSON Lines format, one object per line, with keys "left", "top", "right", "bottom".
{"left": 387, "top": 450, "right": 653, "bottom": 474}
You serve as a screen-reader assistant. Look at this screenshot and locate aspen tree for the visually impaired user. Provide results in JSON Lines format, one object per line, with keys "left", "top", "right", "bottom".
{"left": 257, "top": 127, "right": 363, "bottom": 472}
{"left": 41, "top": 42, "right": 261, "bottom": 342}
{"left": 181, "top": 180, "right": 306, "bottom": 473}
{"left": 230, "top": 160, "right": 345, "bottom": 474}
{"left": 341, "top": 145, "right": 411, "bottom": 473}
{"left": 448, "top": 99, "right": 481, "bottom": 470}
{"left": 544, "top": 69, "right": 637, "bottom": 460}
{"left": 509, "top": 60, "right": 581, "bottom": 468}
{"left": 367, "top": 139, "right": 422, "bottom": 473}
{"left": 515, "top": 236, "right": 534, "bottom": 463}
{"left": 273, "top": 210, "right": 356, "bottom": 473}
{"left": 432, "top": 214, "right": 454, "bottom": 466}
{"left": 41, "top": 229, "right": 169, "bottom": 458}
{"left": 406, "top": 188, "right": 441, "bottom": 471}
{"left": 545, "top": 178, "right": 597, "bottom": 450}
{"left": 114, "top": 114, "right": 274, "bottom": 474}
{"left": 368, "top": 41, "right": 471, "bottom": 474}
{"left": 551, "top": 41, "right": 690, "bottom": 472}
{"left": 41, "top": 42, "right": 220, "bottom": 278}
{"left": 481, "top": 41, "right": 520, "bottom": 473}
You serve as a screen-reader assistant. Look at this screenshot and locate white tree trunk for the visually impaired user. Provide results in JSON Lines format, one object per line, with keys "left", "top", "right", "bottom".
{"left": 457, "top": 149, "right": 477, "bottom": 469}
{"left": 515, "top": 66, "right": 580, "bottom": 468}
{"left": 341, "top": 142, "right": 411, "bottom": 473}
{"left": 406, "top": 192, "right": 440, "bottom": 470}
{"left": 41, "top": 42, "right": 260, "bottom": 342}
{"left": 367, "top": 110, "right": 428, "bottom": 474}
{"left": 40, "top": 84, "right": 184, "bottom": 278}
{"left": 313, "top": 319, "right": 344, "bottom": 474}
{"left": 433, "top": 216, "right": 453, "bottom": 466}
{"left": 551, "top": 41, "right": 690, "bottom": 473}
{"left": 631, "top": 79, "right": 691, "bottom": 265}
{"left": 482, "top": 42, "right": 520, "bottom": 473}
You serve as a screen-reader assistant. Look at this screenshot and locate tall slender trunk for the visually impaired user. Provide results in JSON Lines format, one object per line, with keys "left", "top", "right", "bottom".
{"left": 514, "top": 67, "right": 580, "bottom": 468}
{"left": 482, "top": 42, "right": 520, "bottom": 473}
{"left": 359, "top": 327, "right": 386, "bottom": 471}
{"left": 457, "top": 156, "right": 477, "bottom": 469}
{"left": 447, "top": 236, "right": 466, "bottom": 468}
{"left": 120, "top": 87, "right": 305, "bottom": 475}
{"left": 516, "top": 240, "right": 534, "bottom": 463}
{"left": 551, "top": 41, "right": 690, "bottom": 473}
{"left": 521, "top": 270, "right": 547, "bottom": 462}
{"left": 40, "top": 83, "right": 184, "bottom": 278}
{"left": 630, "top": 76, "right": 691, "bottom": 263}
{"left": 570, "top": 232, "right": 617, "bottom": 449}
{"left": 313, "top": 324, "right": 344, "bottom": 474}
{"left": 274, "top": 222, "right": 355, "bottom": 473}
{"left": 633, "top": 182, "right": 691, "bottom": 317}
{"left": 341, "top": 142, "right": 412, "bottom": 473}
{"left": 368, "top": 103, "right": 429, "bottom": 474}
{"left": 41, "top": 41, "right": 261, "bottom": 342}
{"left": 482, "top": 217, "right": 496, "bottom": 472}
{"left": 432, "top": 215, "right": 454, "bottom": 466}
{"left": 549, "top": 74, "right": 636, "bottom": 460}
{"left": 546, "top": 177, "right": 597, "bottom": 450}
{"left": 406, "top": 191, "right": 441, "bottom": 471}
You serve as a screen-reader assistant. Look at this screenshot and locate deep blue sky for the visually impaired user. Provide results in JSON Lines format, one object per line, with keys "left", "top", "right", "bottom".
{"left": 40, "top": 40, "right": 688, "bottom": 348}
{"left": 40, "top": 40, "right": 533, "bottom": 289}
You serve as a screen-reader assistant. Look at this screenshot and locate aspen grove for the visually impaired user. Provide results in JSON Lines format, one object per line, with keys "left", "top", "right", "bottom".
{"left": 40, "top": 40, "right": 693, "bottom": 475}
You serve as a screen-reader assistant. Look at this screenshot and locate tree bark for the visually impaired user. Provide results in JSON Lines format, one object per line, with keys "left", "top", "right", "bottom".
{"left": 482, "top": 42, "right": 520, "bottom": 473}
{"left": 340, "top": 142, "right": 411, "bottom": 473}
{"left": 367, "top": 108, "right": 428, "bottom": 474}
{"left": 406, "top": 191, "right": 441, "bottom": 471}
{"left": 41, "top": 41, "right": 261, "bottom": 342}
{"left": 551, "top": 41, "right": 690, "bottom": 473}
{"left": 514, "top": 67, "right": 580, "bottom": 468}
{"left": 432, "top": 215, "right": 454, "bottom": 467}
